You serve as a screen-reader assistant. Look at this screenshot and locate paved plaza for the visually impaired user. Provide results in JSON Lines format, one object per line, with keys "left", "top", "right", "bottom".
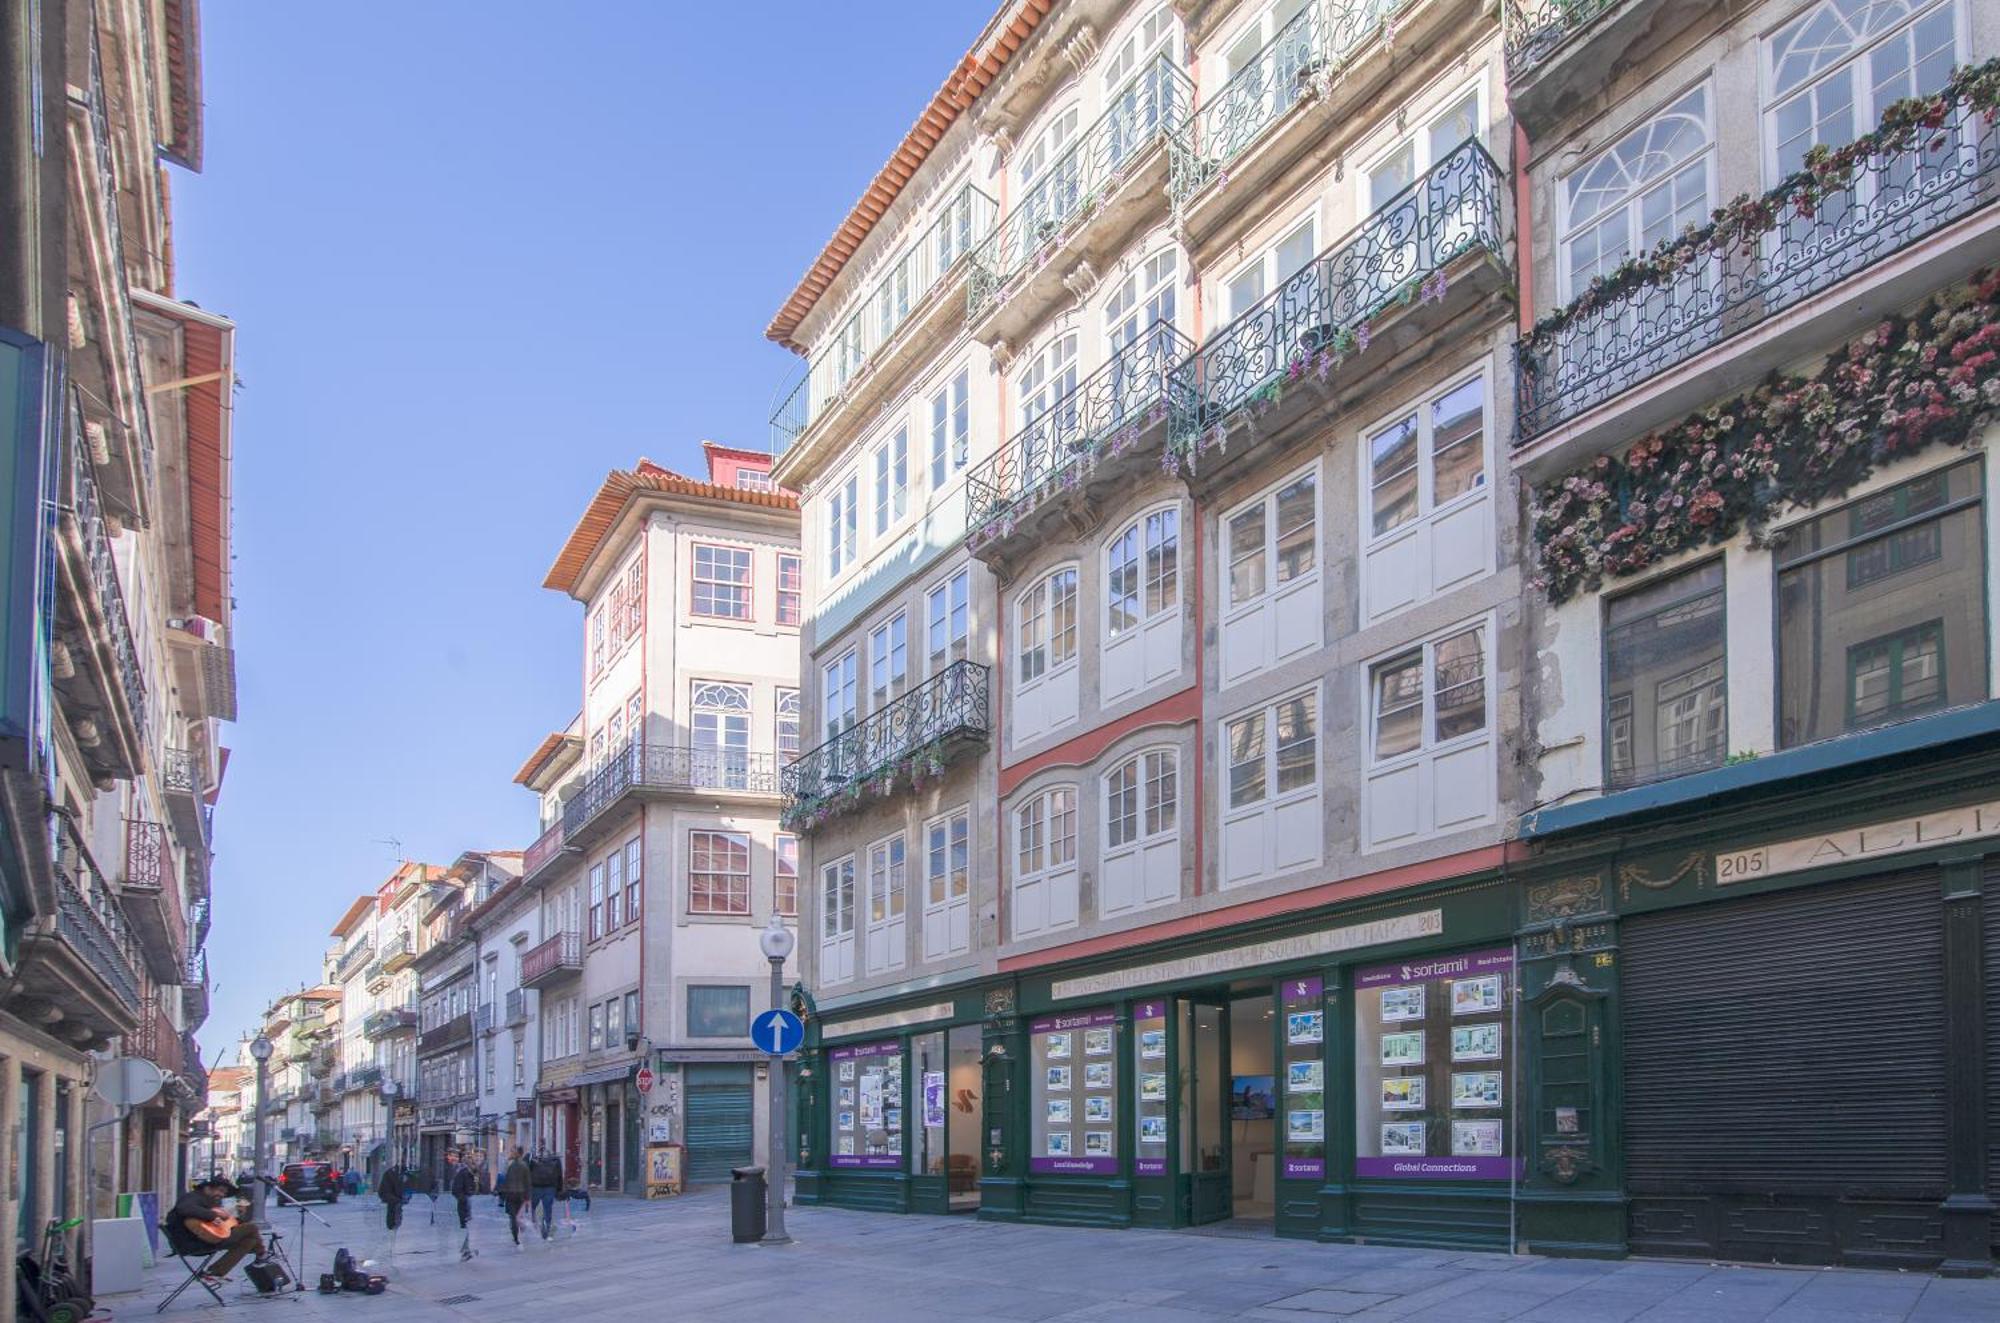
{"left": 111, "top": 1186, "right": 2000, "bottom": 1321}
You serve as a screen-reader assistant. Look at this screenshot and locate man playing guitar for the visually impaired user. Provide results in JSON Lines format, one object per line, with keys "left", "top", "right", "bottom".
{"left": 171, "top": 1175, "right": 267, "bottom": 1282}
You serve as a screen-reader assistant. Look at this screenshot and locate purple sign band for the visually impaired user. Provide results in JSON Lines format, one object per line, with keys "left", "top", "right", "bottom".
{"left": 1134, "top": 1000, "right": 1166, "bottom": 1020}
{"left": 828, "top": 1039, "right": 901, "bottom": 1062}
{"left": 1283, "top": 1157, "right": 1325, "bottom": 1180}
{"left": 829, "top": 1154, "right": 902, "bottom": 1169}
{"left": 1030, "top": 1156, "right": 1119, "bottom": 1175}
{"left": 1355, "top": 1156, "right": 1523, "bottom": 1180}
{"left": 1135, "top": 1158, "right": 1166, "bottom": 1175}
{"left": 1281, "top": 977, "right": 1323, "bottom": 1003}
{"left": 1355, "top": 947, "right": 1513, "bottom": 989}
{"left": 1031, "top": 1007, "right": 1117, "bottom": 1034}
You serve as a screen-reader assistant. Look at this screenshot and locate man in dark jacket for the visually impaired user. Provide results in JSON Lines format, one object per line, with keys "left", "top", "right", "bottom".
{"left": 499, "top": 1147, "right": 532, "bottom": 1247}
{"left": 528, "top": 1149, "right": 562, "bottom": 1239}
{"left": 377, "top": 1163, "right": 406, "bottom": 1232}
{"left": 446, "top": 1150, "right": 477, "bottom": 1260}
{"left": 170, "top": 1175, "right": 266, "bottom": 1283}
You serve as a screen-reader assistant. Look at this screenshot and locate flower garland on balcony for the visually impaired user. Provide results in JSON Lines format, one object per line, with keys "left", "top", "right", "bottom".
{"left": 967, "top": 400, "right": 1171, "bottom": 552}
{"left": 1531, "top": 267, "right": 2000, "bottom": 604}
{"left": 778, "top": 736, "right": 962, "bottom": 834}
{"left": 1528, "top": 59, "right": 2000, "bottom": 343}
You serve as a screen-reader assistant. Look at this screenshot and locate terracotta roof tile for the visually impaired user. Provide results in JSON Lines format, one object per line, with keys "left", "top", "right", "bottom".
{"left": 543, "top": 460, "right": 799, "bottom": 598}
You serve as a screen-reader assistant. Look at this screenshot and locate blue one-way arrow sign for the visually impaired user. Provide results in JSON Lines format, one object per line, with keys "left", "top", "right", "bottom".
{"left": 752, "top": 1008, "right": 804, "bottom": 1056}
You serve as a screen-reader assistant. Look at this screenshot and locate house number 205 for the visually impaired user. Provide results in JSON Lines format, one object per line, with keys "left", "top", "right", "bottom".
{"left": 1715, "top": 849, "right": 1770, "bottom": 884}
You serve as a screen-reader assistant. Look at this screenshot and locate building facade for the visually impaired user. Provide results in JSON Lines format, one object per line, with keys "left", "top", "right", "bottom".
{"left": 327, "top": 862, "right": 441, "bottom": 1178}
{"left": 0, "top": 0, "right": 235, "bottom": 1289}
{"left": 520, "top": 444, "right": 802, "bottom": 1189}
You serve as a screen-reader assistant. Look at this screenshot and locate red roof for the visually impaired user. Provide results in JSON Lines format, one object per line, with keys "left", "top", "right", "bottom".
{"left": 543, "top": 459, "right": 798, "bottom": 598}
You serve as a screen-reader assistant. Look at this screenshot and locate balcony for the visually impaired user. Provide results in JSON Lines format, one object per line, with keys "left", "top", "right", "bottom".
{"left": 967, "top": 321, "right": 1192, "bottom": 565}
{"left": 15, "top": 822, "right": 144, "bottom": 1046}
{"left": 1168, "top": 139, "right": 1506, "bottom": 476}
{"left": 1515, "top": 86, "right": 2000, "bottom": 466}
{"left": 522, "top": 818, "right": 567, "bottom": 880}
{"left": 345, "top": 1065, "right": 383, "bottom": 1092}
{"left": 474, "top": 1003, "right": 494, "bottom": 1034}
{"left": 1502, "top": 0, "right": 1709, "bottom": 131}
{"left": 182, "top": 948, "right": 210, "bottom": 1025}
{"left": 419, "top": 1011, "right": 473, "bottom": 1055}
{"left": 364, "top": 931, "right": 411, "bottom": 990}
{"left": 966, "top": 57, "right": 1192, "bottom": 342}
{"left": 160, "top": 748, "right": 212, "bottom": 882}
{"left": 562, "top": 745, "right": 781, "bottom": 842}
{"left": 362, "top": 1003, "right": 416, "bottom": 1040}
{"left": 781, "top": 660, "right": 990, "bottom": 833}
{"left": 189, "top": 897, "right": 211, "bottom": 950}
{"left": 332, "top": 935, "right": 374, "bottom": 983}
{"left": 505, "top": 987, "right": 530, "bottom": 1026}
{"left": 53, "top": 410, "right": 148, "bottom": 781}
{"left": 119, "top": 819, "right": 187, "bottom": 984}
{"left": 770, "top": 181, "right": 997, "bottom": 454}
{"left": 519, "top": 932, "right": 582, "bottom": 990}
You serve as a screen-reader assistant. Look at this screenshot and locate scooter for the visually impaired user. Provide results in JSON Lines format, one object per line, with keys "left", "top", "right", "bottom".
{"left": 16, "top": 1216, "right": 93, "bottom": 1323}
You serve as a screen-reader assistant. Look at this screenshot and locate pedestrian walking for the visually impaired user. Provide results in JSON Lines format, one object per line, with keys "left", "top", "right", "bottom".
{"left": 446, "top": 1149, "right": 477, "bottom": 1260}
{"left": 500, "top": 1146, "right": 532, "bottom": 1248}
{"left": 378, "top": 1162, "right": 406, "bottom": 1233}
{"left": 528, "top": 1148, "right": 562, "bottom": 1240}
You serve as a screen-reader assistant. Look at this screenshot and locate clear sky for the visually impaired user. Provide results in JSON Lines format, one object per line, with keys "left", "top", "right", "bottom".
{"left": 174, "top": 1, "right": 995, "bottom": 1058}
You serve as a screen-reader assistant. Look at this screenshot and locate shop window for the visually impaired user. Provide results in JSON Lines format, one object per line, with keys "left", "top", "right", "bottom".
{"left": 1777, "top": 458, "right": 1986, "bottom": 746}
{"left": 829, "top": 1040, "right": 903, "bottom": 1167}
{"left": 819, "top": 856, "right": 856, "bottom": 985}
{"left": 1101, "top": 748, "right": 1179, "bottom": 917}
{"left": 1603, "top": 561, "right": 1726, "bottom": 789}
{"left": 1220, "top": 467, "right": 1320, "bottom": 685}
{"left": 688, "top": 830, "right": 751, "bottom": 916}
{"left": 691, "top": 543, "right": 753, "bottom": 620}
{"left": 1012, "top": 786, "right": 1079, "bottom": 939}
{"left": 1103, "top": 505, "right": 1182, "bottom": 703}
{"left": 687, "top": 985, "right": 750, "bottom": 1038}
{"left": 928, "top": 568, "right": 970, "bottom": 671}
{"left": 1133, "top": 1001, "right": 1168, "bottom": 1175}
{"left": 1014, "top": 566, "right": 1080, "bottom": 745}
{"left": 922, "top": 808, "right": 970, "bottom": 961}
{"left": 865, "top": 833, "right": 907, "bottom": 975}
{"left": 1032, "top": 1009, "right": 1119, "bottom": 1174}
{"left": 1281, "top": 978, "right": 1327, "bottom": 1180}
{"left": 1219, "top": 688, "right": 1321, "bottom": 888}
{"left": 1361, "top": 374, "right": 1492, "bottom": 623}
{"left": 1353, "top": 948, "right": 1515, "bottom": 1179}
{"left": 1364, "top": 620, "right": 1493, "bottom": 850}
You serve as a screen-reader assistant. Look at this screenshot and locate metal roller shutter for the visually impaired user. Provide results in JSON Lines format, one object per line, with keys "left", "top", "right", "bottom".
{"left": 1985, "top": 857, "right": 2000, "bottom": 1252}
{"left": 1624, "top": 870, "right": 1945, "bottom": 1264}
{"left": 683, "top": 1064, "right": 753, "bottom": 1183}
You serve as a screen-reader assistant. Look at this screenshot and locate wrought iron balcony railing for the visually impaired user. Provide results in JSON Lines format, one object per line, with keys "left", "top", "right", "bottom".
{"left": 770, "top": 181, "right": 998, "bottom": 451}
{"left": 782, "top": 660, "right": 990, "bottom": 824}
{"left": 562, "top": 744, "right": 782, "bottom": 839}
{"left": 1172, "top": 0, "right": 1403, "bottom": 205}
{"left": 967, "top": 321, "right": 1192, "bottom": 536}
{"left": 65, "top": 416, "right": 148, "bottom": 743}
{"left": 1170, "top": 139, "right": 1504, "bottom": 452}
{"left": 119, "top": 818, "right": 187, "bottom": 983}
{"left": 332, "top": 935, "right": 374, "bottom": 983}
{"left": 505, "top": 987, "right": 530, "bottom": 1026}
{"left": 346, "top": 1064, "right": 384, "bottom": 1091}
{"left": 1503, "top": 0, "right": 1622, "bottom": 79}
{"left": 968, "top": 56, "right": 1192, "bottom": 321}
{"left": 1516, "top": 97, "right": 2000, "bottom": 443}
{"left": 53, "top": 839, "right": 144, "bottom": 1015}
{"left": 419, "top": 1011, "right": 473, "bottom": 1054}
{"left": 522, "top": 818, "right": 566, "bottom": 879}
{"left": 183, "top": 947, "right": 210, "bottom": 1025}
{"left": 362, "top": 1003, "right": 417, "bottom": 1039}
{"left": 520, "top": 931, "right": 583, "bottom": 989}
{"left": 161, "top": 747, "right": 211, "bottom": 862}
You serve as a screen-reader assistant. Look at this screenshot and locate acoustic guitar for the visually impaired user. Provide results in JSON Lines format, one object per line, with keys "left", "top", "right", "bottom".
{"left": 184, "top": 1206, "right": 242, "bottom": 1245}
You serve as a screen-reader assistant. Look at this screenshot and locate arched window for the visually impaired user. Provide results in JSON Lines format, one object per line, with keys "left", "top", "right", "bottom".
{"left": 1102, "top": 247, "right": 1180, "bottom": 422}
{"left": 1012, "top": 786, "right": 1079, "bottom": 938}
{"left": 1015, "top": 103, "right": 1082, "bottom": 261}
{"left": 1103, "top": 505, "right": 1182, "bottom": 702}
{"left": 1562, "top": 86, "right": 1711, "bottom": 299}
{"left": 1101, "top": 6, "right": 1179, "bottom": 165}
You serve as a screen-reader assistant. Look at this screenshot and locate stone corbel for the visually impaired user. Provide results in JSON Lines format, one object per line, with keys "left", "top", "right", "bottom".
{"left": 1059, "top": 23, "right": 1099, "bottom": 77}
{"left": 990, "top": 337, "right": 1018, "bottom": 374}
{"left": 1061, "top": 258, "right": 1100, "bottom": 304}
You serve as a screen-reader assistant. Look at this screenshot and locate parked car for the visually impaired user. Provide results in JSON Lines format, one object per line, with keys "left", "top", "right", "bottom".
{"left": 278, "top": 1161, "right": 340, "bottom": 1204}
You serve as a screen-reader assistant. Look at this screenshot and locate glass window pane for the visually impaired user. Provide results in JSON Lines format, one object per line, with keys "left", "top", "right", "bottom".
{"left": 1605, "top": 560, "right": 1727, "bottom": 786}
{"left": 1275, "top": 476, "right": 1316, "bottom": 582}
{"left": 1228, "top": 713, "right": 1266, "bottom": 807}
{"left": 1430, "top": 380, "right": 1485, "bottom": 505}
{"left": 1432, "top": 628, "right": 1486, "bottom": 743}
{"left": 1372, "top": 653, "right": 1424, "bottom": 761}
{"left": 1369, "top": 417, "right": 1418, "bottom": 536}
{"left": 1274, "top": 692, "right": 1318, "bottom": 793}
{"left": 1229, "top": 506, "right": 1267, "bottom": 605}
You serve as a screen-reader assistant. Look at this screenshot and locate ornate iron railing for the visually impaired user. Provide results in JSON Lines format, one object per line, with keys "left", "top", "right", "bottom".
{"left": 419, "top": 1011, "right": 473, "bottom": 1054}
{"left": 770, "top": 181, "right": 998, "bottom": 450}
{"left": 505, "top": 987, "right": 530, "bottom": 1025}
{"left": 1516, "top": 107, "right": 2000, "bottom": 441}
{"left": 66, "top": 408, "right": 148, "bottom": 741}
{"left": 81, "top": 30, "right": 156, "bottom": 487}
{"left": 520, "top": 931, "right": 582, "bottom": 987}
{"left": 1171, "top": 139, "right": 1504, "bottom": 451}
{"left": 363, "top": 1003, "right": 416, "bottom": 1039}
{"left": 53, "top": 823, "right": 143, "bottom": 1013}
{"left": 190, "top": 896, "right": 211, "bottom": 949}
{"left": 1503, "top": 0, "right": 1623, "bottom": 79}
{"left": 332, "top": 935, "right": 374, "bottom": 983}
{"left": 347, "top": 1065, "right": 383, "bottom": 1091}
{"left": 1172, "top": 0, "right": 1403, "bottom": 204}
{"left": 563, "top": 744, "right": 782, "bottom": 838}
{"left": 522, "top": 818, "right": 566, "bottom": 878}
{"left": 782, "top": 660, "right": 990, "bottom": 814}
{"left": 967, "top": 321, "right": 1192, "bottom": 533}
{"left": 968, "top": 57, "right": 1193, "bottom": 321}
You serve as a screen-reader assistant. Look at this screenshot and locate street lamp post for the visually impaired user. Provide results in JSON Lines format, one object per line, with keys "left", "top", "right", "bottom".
{"left": 248, "top": 1035, "right": 274, "bottom": 1226}
{"left": 758, "top": 915, "right": 795, "bottom": 1246}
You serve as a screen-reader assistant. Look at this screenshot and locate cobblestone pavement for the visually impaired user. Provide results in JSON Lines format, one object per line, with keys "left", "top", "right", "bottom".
{"left": 113, "top": 1187, "right": 2000, "bottom": 1321}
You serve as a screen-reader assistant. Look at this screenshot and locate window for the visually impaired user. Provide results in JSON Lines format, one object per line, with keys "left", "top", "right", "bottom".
{"left": 822, "top": 651, "right": 857, "bottom": 740}
{"left": 1562, "top": 87, "right": 1712, "bottom": 301}
{"left": 1362, "top": 375, "right": 1492, "bottom": 621}
{"left": 1358, "top": 88, "right": 1481, "bottom": 303}
{"left": 687, "top": 986, "right": 751, "bottom": 1038}
{"left": 1219, "top": 0, "right": 1316, "bottom": 148}
{"left": 605, "top": 994, "right": 623, "bottom": 1046}
{"left": 623, "top": 836, "right": 642, "bottom": 924}
{"left": 1777, "top": 459, "right": 1986, "bottom": 746}
{"left": 624, "top": 991, "right": 639, "bottom": 1038}
{"left": 1012, "top": 786, "right": 1079, "bottom": 939}
{"left": 1014, "top": 104, "right": 1082, "bottom": 262}
{"left": 1102, "top": 748, "right": 1179, "bottom": 916}
{"left": 865, "top": 835, "right": 907, "bottom": 975}
{"left": 1768, "top": 0, "right": 1956, "bottom": 180}
{"left": 827, "top": 473, "right": 859, "bottom": 578}
{"left": 1220, "top": 468, "right": 1319, "bottom": 684}
{"left": 819, "top": 856, "right": 857, "bottom": 984}
{"left": 513, "top": 1039, "right": 524, "bottom": 1086}
{"left": 588, "top": 1003, "right": 605, "bottom": 1052}
{"left": 625, "top": 690, "right": 644, "bottom": 750}
{"left": 1221, "top": 689, "right": 1322, "bottom": 886}
{"left": 869, "top": 612, "right": 908, "bottom": 710}
{"left": 1227, "top": 213, "right": 1316, "bottom": 321}
{"left": 1103, "top": 248, "right": 1178, "bottom": 412}
{"left": 1604, "top": 562, "right": 1727, "bottom": 788}
{"left": 776, "top": 554, "right": 802, "bottom": 627}
{"left": 776, "top": 687, "right": 800, "bottom": 759}
{"left": 590, "top": 608, "right": 607, "bottom": 679}
{"left": 692, "top": 544, "right": 753, "bottom": 620}
{"left": 928, "top": 569, "right": 970, "bottom": 670}
{"left": 588, "top": 862, "right": 605, "bottom": 941}
{"left": 930, "top": 369, "right": 971, "bottom": 488}
{"left": 691, "top": 681, "right": 752, "bottom": 788}
{"left": 1366, "top": 622, "right": 1494, "bottom": 849}
{"left": 736, "top": 467, "right": 776, "bottom": 492}
{"left": 1017, "top": 333, "right": 1080, "bottom": 469}
{"left": 688, "top": 830, "right": 751, "bottom": 916}
{"left": 605, "top": 845, "right": 624, "bottom": 930}
{"left": 922, "top": 809, "right": 970, "bottom": 961}
{"left": 935, "top": 183, "right": 978, "bottom": 272}
{"left": 1103, "top": 506, "right": 1180, "bottom": 701}
{"left": 775, "top": 834, "right": 799, "bottom": 917}
{"left": 623, "top": 558, "right": 644, "bottom": 639}
{"left": 873, "top": 427, "right": 909, "bottom": 535}
{"left": 1015, "top": 566, "right": 1080, "bottom": 743}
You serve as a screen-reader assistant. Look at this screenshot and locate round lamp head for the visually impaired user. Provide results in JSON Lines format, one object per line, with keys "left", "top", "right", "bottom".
{"left": 759, "top": 914, "right": 795, "bottom": 962}
{"left": 249, "top": 1035, "right": 273, "bottom": 1063}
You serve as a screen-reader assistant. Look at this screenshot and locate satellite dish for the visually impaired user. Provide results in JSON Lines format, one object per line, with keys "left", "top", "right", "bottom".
{"left": 94, "top": 1056, "right": 167, "bottom": 1109}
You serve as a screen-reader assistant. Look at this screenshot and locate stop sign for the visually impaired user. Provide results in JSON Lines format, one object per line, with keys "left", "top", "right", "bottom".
{"left": 636, "top": 1066, "right": 655, "bottom": 1094}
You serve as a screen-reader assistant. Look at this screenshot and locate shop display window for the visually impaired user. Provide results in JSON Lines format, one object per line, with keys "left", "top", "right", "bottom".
{"left": 1031, "top": 1008, "right": 1118, "bottom": 1174}
{"left": 1132, "top": 1000, "right": 1168, "bottom": 1175}
{"left": 1280, "top": 977, "right": 1326, "bottom": 1180}
{"left": 1353, "top": 948, "right": 1516, "bottom": 1179}
{"left": 829, "top": 1039, "right": 903, "bottom": 1168}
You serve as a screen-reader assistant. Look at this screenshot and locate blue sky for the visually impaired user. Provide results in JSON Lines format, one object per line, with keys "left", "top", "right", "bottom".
{"left": 174, "top": 2, "right": 994, "bottom": 1056}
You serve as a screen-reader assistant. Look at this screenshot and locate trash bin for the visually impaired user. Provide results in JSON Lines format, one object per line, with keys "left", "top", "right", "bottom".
{"left": 730, "top": 1166, "right": 766, "bottom": 1243}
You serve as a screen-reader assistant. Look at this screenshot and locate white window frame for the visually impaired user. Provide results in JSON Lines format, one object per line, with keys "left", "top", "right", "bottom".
{"left": 690, "top": 542, "right": 754, "bottom": 621}
{"left": 1557, "top": 82, "right": 1716, "bottom": 305}
{"left": 1219, "top": 684, "right": 1323, "bottom": 888}
{"left": 1362, "top": 613, "right": 1498, "bottom": 851}
{"left": 826, "top": 471, "right": 859, "bottom": 580}
{"left": 1101, "top": 503, "right": 1182, "bottom": 702}
{"left": 776, "top": 687, "right": 800, "bottom": 759}
{"left": 1218, "top": 462, "right": 1321, "bottom": 685}
{"left": 872, "top": 425, "right": 909, "bottom": 536}
{"left": 1100, "top": 746, "right": 1180, "bottom": 918}
{"left": 869, "top": 611, "right": 909, "bottom": 711}
{"left": 929, "top": 367, "right": 972, "bottom": 489}
{"left": 927, "top": 567, "right": 971, "bottom": 673}
{"left": 1356, "top": 78, "right": 1487, "bottom": 218}
{"left": 1015, "top": 564, "right": 1080, "bottom": 736}
{"left": 822, "top": 650, "right": 858, "bottom": 741}
{"left": 1357, "top": 367, "right": 1495, "bottom": 622}
{"left": 1011, "top": 785, "right": 1080, "bottom": 940}
{"left": 818, "top": 855, "right": 856, "bottom": 985}
{"left": 922, "top": 807, "right": 971, "bottom": 961}
{"left": 1224, "top": 209, "right": 1316, "bottom": 323}
{"left": 864, "top": 832, "right": 908, "bottom": 976}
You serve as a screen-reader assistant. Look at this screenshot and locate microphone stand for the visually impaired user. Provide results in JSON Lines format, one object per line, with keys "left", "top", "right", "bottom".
{"left": 257, "top": 1176, "right": 332, "bottom": 1295}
